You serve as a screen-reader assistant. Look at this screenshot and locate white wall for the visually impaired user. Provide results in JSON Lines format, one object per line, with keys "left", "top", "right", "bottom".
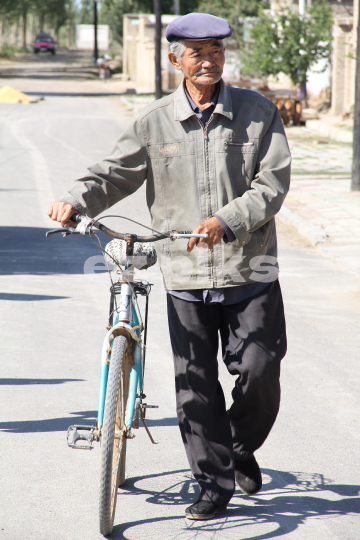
{"left": 307, "top": 59, "right": 330, "bottom": 95}
{"left": 75, "top": 25, "right": 109, "bottom": 50}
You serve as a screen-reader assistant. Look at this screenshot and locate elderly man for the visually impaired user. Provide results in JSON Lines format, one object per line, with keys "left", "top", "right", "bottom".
{"left": 49, "top": 12, "right": 290, "bottom": 520}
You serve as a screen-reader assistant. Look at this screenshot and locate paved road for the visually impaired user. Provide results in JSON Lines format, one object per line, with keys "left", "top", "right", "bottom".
{"left": 282, "top": 128, "right": 360, "bottom": 277}
{"left": 0, "top": 51, "right": 139, "bottom": 95}
{"left": 0, "top": 96, "right": 359, "bottom": 540}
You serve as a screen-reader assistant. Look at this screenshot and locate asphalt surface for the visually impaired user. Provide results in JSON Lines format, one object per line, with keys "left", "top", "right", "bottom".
{"left": 0, "top": 96, "right": 359, "bottom": 540}
{"left": 0, "top": 50, "right": 139, "bottom": 95}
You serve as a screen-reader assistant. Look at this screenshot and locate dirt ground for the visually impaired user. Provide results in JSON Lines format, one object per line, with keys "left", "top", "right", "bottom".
{"left": 275, "top": 217, "right": 314, "bottom": 250}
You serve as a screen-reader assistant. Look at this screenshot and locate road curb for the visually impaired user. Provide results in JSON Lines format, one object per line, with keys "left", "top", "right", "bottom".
{"left": 278, "top": 205, "right": 328, "bottom": 246}
{"left": 305, "top": 120, "right": 352, "bottom": 144}
{"left": 22, "top": 90, "right": 137, "bottom": 97}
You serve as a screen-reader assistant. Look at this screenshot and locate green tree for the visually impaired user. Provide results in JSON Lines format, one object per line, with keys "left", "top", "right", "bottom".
{"left": 40, "top": 0, "right": 68, "bottom": 40}
{"left": 196, "top": 0, "right": 268, "bottom": 48}
{"left": 243, "top": 1, "right": 333, "bottom": 97}
{"left": 0, "top": 0, "right": 28, "bottom": 49}
{"left": 77, "top": 0, "right": 94, "bottom": 25}
{"left": 99, "top": 0, "right": 199, "bottom": 45}
{"left": 99, "top": 0, "right": 132, "bottom": 45}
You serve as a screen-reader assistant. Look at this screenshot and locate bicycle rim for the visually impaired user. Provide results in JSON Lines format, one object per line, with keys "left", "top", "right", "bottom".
{"left": 99, "top": 335, "right": 130, "bottom": 536}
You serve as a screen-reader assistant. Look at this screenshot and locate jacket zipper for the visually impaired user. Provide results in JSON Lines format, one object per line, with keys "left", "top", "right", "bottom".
{"left": 196, "top": 115, "right": 215, "bottom": 285}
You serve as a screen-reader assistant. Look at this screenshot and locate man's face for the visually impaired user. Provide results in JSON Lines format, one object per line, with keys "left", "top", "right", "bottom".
{"left": 169, "top": 39, "right": 225, "bottom": 85}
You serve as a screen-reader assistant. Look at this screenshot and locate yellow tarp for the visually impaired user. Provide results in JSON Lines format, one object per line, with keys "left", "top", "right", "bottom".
{"left": 0, "top": 86, "right": 32, "bottom": 104}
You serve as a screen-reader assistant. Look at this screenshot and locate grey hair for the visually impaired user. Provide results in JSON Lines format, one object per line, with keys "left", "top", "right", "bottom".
{"left": 169, "top": 40, "right": 186, "bottom": 61}
{"left": 169, "top": 39, "right": 225, "bottom": 63}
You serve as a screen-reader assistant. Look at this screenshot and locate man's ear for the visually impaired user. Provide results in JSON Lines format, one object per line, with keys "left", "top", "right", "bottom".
{"left": 168, "top": 52, "right": 182, "bottom": 71}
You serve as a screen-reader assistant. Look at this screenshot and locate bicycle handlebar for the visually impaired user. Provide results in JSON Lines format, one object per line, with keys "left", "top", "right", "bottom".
{"left": 70, "top": 214, "right": 82, "bottom": 223}
{"left": 46, "top": 214, "right": 209, "bottom": 241}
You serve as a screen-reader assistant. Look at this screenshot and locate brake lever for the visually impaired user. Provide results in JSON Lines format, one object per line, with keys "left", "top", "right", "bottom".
{"left": 46, "top": 227, "right": 80, "bottom": 238}
{"left": 170, "top": 230, "right": 209, "bottom": 240}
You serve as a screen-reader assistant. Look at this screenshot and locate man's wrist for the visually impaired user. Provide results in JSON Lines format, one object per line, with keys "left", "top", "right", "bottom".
{"left": 214, "top": 214, "right": 236, "bottom": 242}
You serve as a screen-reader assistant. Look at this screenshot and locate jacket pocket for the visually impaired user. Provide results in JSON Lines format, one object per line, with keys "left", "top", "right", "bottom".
{"left": 215, "top": 137, "right": 258, "bottom": 190}
{"left": 225, "top": 141, "right": 254, "bottom": 149}
{"left": 147, "top": 140, "right": 195, "bottom": 158}
{"left": 252, "top": 228, "right": 265, "bottom": 252}
{"left": 147, "top": 140, "right": 198, "bottom": 218}
{"left": 217, "top": 138, "right": 258, "bottom": 154}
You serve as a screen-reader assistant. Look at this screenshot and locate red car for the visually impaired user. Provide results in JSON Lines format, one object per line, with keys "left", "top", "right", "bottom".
{"left": 33, "top": 33, "right": 56, "bottom": 55}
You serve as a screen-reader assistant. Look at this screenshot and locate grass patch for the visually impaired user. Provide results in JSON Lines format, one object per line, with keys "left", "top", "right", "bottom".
{"left": 286, "top": 129, "right": 352, "bottom": 147}
{"left": 0, "top": 45, "right": 28, "bottom": 58}
{"left": 291, "top": 168, "right": 351, "bottom": 176}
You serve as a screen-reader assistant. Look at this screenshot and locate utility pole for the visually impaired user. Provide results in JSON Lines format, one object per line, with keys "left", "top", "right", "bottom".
{"left": 22, "top": 7, "right": 27, "bottom": 50}
{"left": 67, "top": 0, "right": 74, "bottom": 49}
{"left": 154, "top": 0, "right": 162, "bottom": 99}
{"left": 352, "top": 2, "right": 360, "bottom": 191}
{"left": 174, "top": 0, "right": 180, "bottom": 15}
{"left": 299, "top": 0, "right": 307, "bottom": 106}
{"left": 93, "top": 0, "right": 98, "bottom": 62}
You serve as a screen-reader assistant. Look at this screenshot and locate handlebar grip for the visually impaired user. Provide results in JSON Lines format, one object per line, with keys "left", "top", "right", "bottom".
{"left": 70, "top": 213, "right": 82, "bottom": 223}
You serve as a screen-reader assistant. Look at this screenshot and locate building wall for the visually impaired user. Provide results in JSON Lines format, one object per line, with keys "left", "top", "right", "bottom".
{"left": 75, "top": 25, "right": 109, "bottom": 51}
{"left": 331, "top": 14, "right": 356, "bottom": 115}
{"left": 123, "top": 14, "right": 183, "bottom": 93}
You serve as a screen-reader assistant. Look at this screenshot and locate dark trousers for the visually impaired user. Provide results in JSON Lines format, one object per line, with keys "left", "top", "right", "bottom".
{"left": 167, "top": 280, "right": 287, "bottom": 506}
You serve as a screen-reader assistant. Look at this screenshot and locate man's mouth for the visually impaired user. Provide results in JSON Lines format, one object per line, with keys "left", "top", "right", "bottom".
{"left": 195, "top": 68, "right": 222, "bottom": 77}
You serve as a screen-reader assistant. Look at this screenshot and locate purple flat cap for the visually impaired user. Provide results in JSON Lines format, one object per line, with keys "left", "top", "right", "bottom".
{"left": 166, "top": 12, "right": 232, "bottom": 43}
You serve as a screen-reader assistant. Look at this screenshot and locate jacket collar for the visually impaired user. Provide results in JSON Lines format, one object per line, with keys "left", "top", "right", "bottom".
{"left": 174, "top": 78, "right": 233, "bottom": 122}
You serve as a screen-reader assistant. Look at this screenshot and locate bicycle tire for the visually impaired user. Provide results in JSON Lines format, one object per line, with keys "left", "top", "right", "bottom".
{"left": 99, "top": 335, "right": 130, "bottom": 536}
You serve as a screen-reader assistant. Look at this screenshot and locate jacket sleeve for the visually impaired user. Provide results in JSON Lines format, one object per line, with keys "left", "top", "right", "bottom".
{"left": 215, "top": 107, "right": 291, "bottom": 242}
{"left": 60, "top": 115, "right": 148, "bottom": 218}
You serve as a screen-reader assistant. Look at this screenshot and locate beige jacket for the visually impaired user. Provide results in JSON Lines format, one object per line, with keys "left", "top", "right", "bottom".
{"left": 61, "top": 79, "right": 291, "bottom": 290}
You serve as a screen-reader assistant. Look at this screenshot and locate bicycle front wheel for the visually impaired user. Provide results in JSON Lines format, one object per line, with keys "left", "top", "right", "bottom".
{"left": 99, "top": 335, "right": 130, "bottom": 536}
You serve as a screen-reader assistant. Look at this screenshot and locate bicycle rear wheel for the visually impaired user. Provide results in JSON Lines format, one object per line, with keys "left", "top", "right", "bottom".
{"left": 99, "top": 335, "right": 130, "bottom": 536}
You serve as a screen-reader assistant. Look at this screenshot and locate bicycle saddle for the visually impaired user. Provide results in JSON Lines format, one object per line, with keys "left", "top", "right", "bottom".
{"left": 104, "top": 239, "right": 157, "bottom": 270}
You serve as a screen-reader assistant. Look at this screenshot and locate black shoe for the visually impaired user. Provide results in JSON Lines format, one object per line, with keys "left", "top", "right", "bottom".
{"left": 234, "top": 455, "right": 262, "bottom": 495}
{"left": 185, "top": 499, "right": 227, "bottom": 520}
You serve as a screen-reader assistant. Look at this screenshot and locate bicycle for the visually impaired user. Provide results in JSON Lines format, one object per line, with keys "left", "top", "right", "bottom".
{"left": 46, "top": 214, "right": 208, "bottom": 536}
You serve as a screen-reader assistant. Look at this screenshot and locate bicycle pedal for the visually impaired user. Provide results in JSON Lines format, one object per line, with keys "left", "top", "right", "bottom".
{"left": 67, "top": 425, "right": 99, "bottom": 450}
{"left": 142, "top": 403, "right": 159, "bottom": 408}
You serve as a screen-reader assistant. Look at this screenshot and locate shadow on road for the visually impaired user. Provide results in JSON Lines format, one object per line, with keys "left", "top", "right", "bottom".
{"left": 0, "top": 411, "right": 178, "bottom": 433}
{"left": 4, "top": 50, "right": 94, "bottom": 64}
{"left": 143, "top": 417, "right": 178, "bottom": 427}
{"left": 0, "top": 226, "right": 107, "bottom": 275}
{"left": 0, "top": 378, "right": 84, "bottom": 385}
{"left": 0, "top": 292, "right": 68, "bottom": 301}
{"left": 0, "top": 73, "right": 96, "bottom": 80}
{"left": 0, "top": 409, "right": 96, "bottom": 433}
{"left": 110, "top": 468, "right": 360, "bottom": 540}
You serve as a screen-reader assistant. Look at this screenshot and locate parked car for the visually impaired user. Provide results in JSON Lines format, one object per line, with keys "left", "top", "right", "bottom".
{"left": 33, "top": 33, "right": 56, "bottom": 55}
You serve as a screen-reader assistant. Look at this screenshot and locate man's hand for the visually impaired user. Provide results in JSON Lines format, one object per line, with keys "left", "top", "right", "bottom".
{"left": 48, "top": 201, "right": 78, "bottom": 227}
{"left": 187, "top": 216, "right": 225, "bottom": 252}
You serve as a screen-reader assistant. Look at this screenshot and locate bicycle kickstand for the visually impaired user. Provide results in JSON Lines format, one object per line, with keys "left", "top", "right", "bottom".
{"left": 139, "top": 403, "right": 159, "bottom": 445}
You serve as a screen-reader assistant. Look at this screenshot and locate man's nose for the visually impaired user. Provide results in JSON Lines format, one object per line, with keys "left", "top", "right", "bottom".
{"left": 201, "top": 56, "right": 216, "bottom": 68}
